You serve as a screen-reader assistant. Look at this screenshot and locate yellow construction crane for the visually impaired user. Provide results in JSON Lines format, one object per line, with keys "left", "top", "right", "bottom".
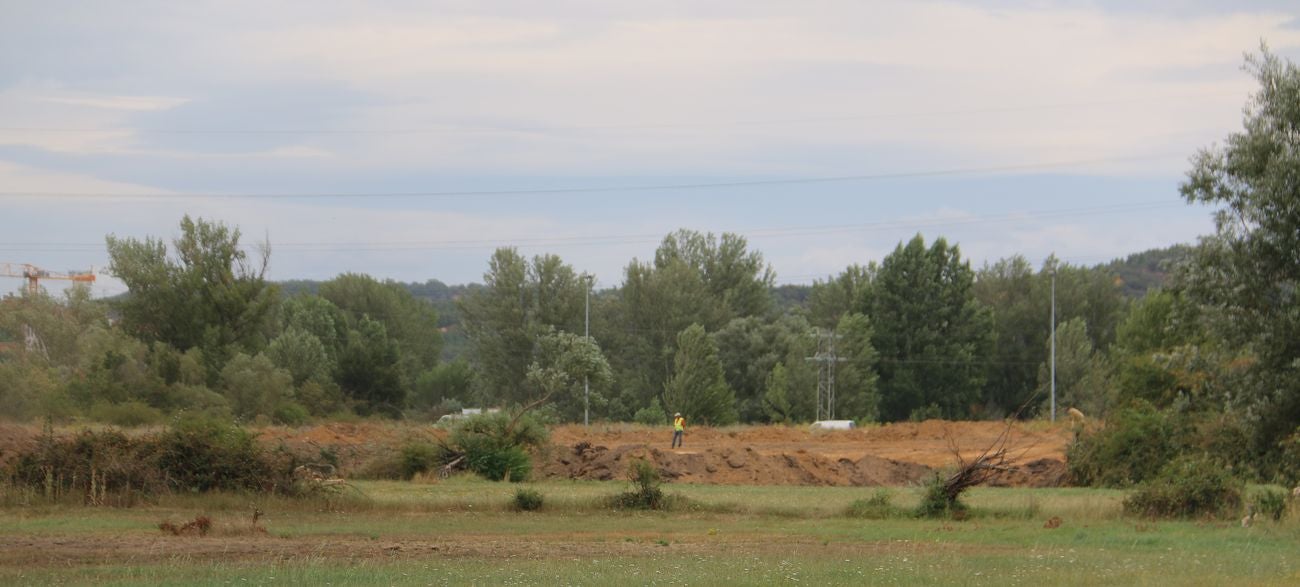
{"left": 0, "top": 262, "right": 96, "bottom": 296}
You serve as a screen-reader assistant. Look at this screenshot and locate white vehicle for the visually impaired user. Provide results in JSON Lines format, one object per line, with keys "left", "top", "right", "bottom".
{"left": 810, "top": 420, "right": 856, "bottom": 430}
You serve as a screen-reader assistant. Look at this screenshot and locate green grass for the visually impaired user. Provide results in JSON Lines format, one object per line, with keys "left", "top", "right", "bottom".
{"left": 1, "top": 478, "right": 1297, "bottom": 585}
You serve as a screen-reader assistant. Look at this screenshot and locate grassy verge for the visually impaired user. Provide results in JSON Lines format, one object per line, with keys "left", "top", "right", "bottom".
{"left": 0, "top": 478, "right": 1296, "bottom": 585}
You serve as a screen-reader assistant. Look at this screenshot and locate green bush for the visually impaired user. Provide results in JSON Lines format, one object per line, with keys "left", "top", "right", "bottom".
{"left": 87, "top": 401, "right": 164, "bottom": 427}
{"left": 272, "top": 401, "right": 311, "bottom": 426}
{"left": 513, "top": 488, "right": 544, "bottom": 511}
{"left": 153, "top": 417, "right": 296, "bottom": 493}
{"left": 915, "top": 473, "right": 966, "bottom": 519}
{"left": 440, "top": 413, "right": 547, "bottom": 482}
{"left": 609, "top": 459, "right": 666, "bottom": 510}
{"left": 633, "top": 400, "right": 667, "bottom": 426}
{"left": 399, "top": 442, "right": 441, "bottom": 480}
{"left": 846, "top": 489, "right": 903, "bottom": 519}
{"left": 1251, "top": 488, "right": 1288, "bottom": 522}
{"left": 1068, "top": 401, "right": 1183, "bottom": 487}
{"left": 1123, "top": 454, "right": 1243, "bottom": 519}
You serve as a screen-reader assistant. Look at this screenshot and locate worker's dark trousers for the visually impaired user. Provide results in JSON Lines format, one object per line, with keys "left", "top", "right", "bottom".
{"left": 672, "top": 430, "right": 683, "bottom": 448}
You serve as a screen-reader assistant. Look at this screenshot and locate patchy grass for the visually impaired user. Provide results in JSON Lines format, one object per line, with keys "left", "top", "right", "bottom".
{"left": 0, "top": 479, "right": 1297, "bottom": 585}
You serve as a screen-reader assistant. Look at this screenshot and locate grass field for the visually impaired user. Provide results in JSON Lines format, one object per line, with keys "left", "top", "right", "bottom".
{"left": 1, "top": 478, "right": 1296, "bottom": 586}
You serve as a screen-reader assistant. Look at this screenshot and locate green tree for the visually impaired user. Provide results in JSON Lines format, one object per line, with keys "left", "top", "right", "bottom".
{"left": 265, "top": 326, "right": 333, "bottom": 386}
{"left": 807, "top": 264, "right": 874, "bottom": 329}
{"left": 459, "top": 248, "right": 586, "bottom": 406}
{"left": 1037, "top": 318, "right": 1109, "bottom": 417}
{"left": 319, "top": 273, "right": 441, "bottom": 381}
{"left": 523, "top": 328, "right": 613, "bottom": 422}
{"left": 713, "top": 314, "right": 814, "bottom": 422}
{"left": 833, "top": 313, "right": 881, "bottom": 422}
{"left": 106, "top": 216, "right": 277, "bottom": 376}
{"left": 663, "top": 324, "right": 738, "bottom": 425}
{"left": 974, "top": 255, "right": 1127, "bottom": 417}
{"left": 1178, "top": 48, "right": 1300, "bottom": 473}
{"left": 871, "top": 235, "right": 991, "bottom": 421}
{"left": 411, "top": 359, "right": 477, "bottom": 410}
{"left": 277, "top": 294, "right": 348, "bottom": 360}
{"left": 761, "top": 363, "right": 795, "bottom": 423}
{"left": 335, "top": 316, "right": 405, "bottom": 415}
{"left": 609, "top": 230, "right": 772, "bottom": 418}
{"left": 219, "top": 352, "right": 295, "bottom": 420}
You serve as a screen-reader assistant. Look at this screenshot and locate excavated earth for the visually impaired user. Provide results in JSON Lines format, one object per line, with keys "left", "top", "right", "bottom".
{"left": 543, "top": 420, "right": 1071, "bottom": 487}
{"left": 2, "top": 419, "right": 1072, "bottom": 488}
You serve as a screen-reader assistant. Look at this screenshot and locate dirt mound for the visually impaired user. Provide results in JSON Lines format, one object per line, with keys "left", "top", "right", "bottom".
{"left": 543, "top": 421, "right": 1071, "bottom": 487}
{"left": 1, "top": 419, "right": 1070, "bottom": 487}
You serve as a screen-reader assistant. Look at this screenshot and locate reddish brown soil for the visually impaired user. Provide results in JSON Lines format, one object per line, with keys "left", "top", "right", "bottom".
{"left": 544, "top": 421, "right": 1070, "bottom": 487}
{"left": 1, "top": 420, "right": 1071, "bottom": 487}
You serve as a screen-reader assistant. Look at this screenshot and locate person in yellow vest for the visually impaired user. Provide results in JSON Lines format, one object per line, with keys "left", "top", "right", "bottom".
{"left": 671, "top": 412, "right": 685, "bottom": 448}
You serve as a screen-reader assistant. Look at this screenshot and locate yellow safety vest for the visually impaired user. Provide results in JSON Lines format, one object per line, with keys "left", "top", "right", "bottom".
{"left": 674, "top": 416, "right": 685, "bottom": 431}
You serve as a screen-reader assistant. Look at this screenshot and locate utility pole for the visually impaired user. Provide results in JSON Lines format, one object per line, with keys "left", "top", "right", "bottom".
{"left": 1050, "top": 263, "right": 1057, "bottom": 423}
{"left": 805, "top": 328, "right": 846, "bottom": 421}
{"left": 584, "top": 273, "right": 592, "bottom": 427}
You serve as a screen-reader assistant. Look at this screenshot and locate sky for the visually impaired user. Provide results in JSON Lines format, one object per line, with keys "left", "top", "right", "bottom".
{"left": 2, "top": 1, "right": 1299, "bottom": 297}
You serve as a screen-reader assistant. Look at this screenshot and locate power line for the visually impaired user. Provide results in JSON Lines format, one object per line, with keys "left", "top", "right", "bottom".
{"left": 0, "top": 91, "right": 1242, "bottom": 136}
{"left": 0, "top": 199, "right": 1183, "bottom": 254}
{"left": 0, "top": 153, "right": 1183, "bottom": 200}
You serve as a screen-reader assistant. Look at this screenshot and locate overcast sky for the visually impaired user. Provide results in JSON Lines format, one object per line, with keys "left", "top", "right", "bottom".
{"left": 2, "top": 1, "right": 1299, "bottom": 297}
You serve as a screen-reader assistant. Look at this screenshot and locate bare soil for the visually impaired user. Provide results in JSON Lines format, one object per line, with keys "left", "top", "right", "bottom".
{"left": 543, "top": 420, "right": 1070, "bottom": 488}
{"left": 2, "top": 420, "right": 1071, "bottom": 488}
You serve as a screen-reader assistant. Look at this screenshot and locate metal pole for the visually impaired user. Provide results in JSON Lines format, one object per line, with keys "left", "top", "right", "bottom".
{"left": 584, "top": 274, "right": 591, "bottom": 427}
{"left": 1050, "top": 267, "right": 1057, "bottom": 423}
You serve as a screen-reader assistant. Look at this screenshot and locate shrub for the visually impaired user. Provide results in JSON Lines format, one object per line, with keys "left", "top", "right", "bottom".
{"left": 153, "top": 417, "right": 296, "bottom": 493}
{"left": 1123, "top": 454, "right": 1243, "bottom": 519}
{"left": 513, "top": 488, "right": 544, "bottom": 511}
{"left": 609, "top": 459, "right": 666, "bottom": 510}
{"left": 4, "top": 418, "right": 302, "bottom": 503}
{"left": 272, "top": 401, "right": 311, "bottom": 426}
{"left": 399, "top": 441, "right": 441, "bottom": 480}
{"left": 88, "top": 401, "right": 164, "bottom": 427}
{"left": 846, "top": 489, "right": 902, "bottom": 519}
{"left": 439, "top": 413, "right": 547, "bottom": 482}
{"left": 633, "top": 400, "right": 667, "bottom": 426}
{"left": 1251, "top": 488, "right": 1288, "bottom": 522}
{"left": 1068, "top": 401, "right": 1183, "bottom": 487}
{"left": 915, "top": 473, "right": 967, "bottom": 519}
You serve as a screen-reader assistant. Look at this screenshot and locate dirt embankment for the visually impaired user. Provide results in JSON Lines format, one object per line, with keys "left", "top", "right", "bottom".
{"left": 543, "top": 421, "right": 1071, "bottom": 488}
{"left": 1, "top": 420, "right": 1071, "bottom": 487}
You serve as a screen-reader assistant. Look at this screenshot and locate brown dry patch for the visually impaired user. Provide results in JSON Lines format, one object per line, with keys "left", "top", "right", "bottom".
{"left": 546, "top": 420, "right": 1071, "bottom": 487}
{"left": 0, "top": 530, "right": 1012, "bottom": 568}
{"left": 0, "top": 422, "right": 39, "bottom": 469}
{"left": 256, "top": 422, "right": 446, "bottom": 472}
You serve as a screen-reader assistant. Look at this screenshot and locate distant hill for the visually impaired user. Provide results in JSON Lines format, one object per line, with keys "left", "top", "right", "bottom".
{"left": 1102, "top": 244, "right": 1193, "bottom": 298}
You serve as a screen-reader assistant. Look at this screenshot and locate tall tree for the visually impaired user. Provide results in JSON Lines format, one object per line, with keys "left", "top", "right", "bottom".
{"left": 713, "top": 314, "right": 814, "bottom": 422}
{"left": 318, "top": 273, "right": 441, "bottom": 380}
{"left": 458, "top": 248, "right": 585, "bottom": 405}
{"left": 1036, "top": 318, "right": 1109, "bottom": 417}
{"left": 663, "top": 324, "right": 738, "bottom": 426}
{"left": 807, "top": 264, "right": 874, "bottom": 329}
{"left": 335, "top": 316, "right": 405, "bottom": 415}
{"left": 832, "top": 312, "right": 881, "bottom": 422}
{"left": 523, "top": 327, "right": 613, "bottom": 422}
{"left": 973, "top": 255, "right": 1040, "bottom": 415}
{"left": 974, "top": 255, "right": 1127, "bottom": 416}
{"left": 106, "top": 216, "right": 277, "bottom": 367}
{"left": 1178, "top": 48, "right": 1300, "bottom": 473}
{"left": 871, "top": 235, "right": 992, "bottom": 421}
{"left": 609, "top": 230, "right": 773, "bottom": 416}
